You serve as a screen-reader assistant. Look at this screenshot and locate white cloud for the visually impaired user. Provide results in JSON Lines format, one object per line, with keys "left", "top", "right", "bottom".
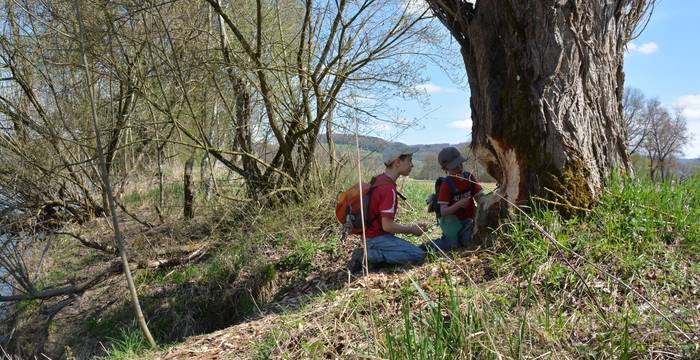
{"left": 638, "top": 42, "right": 659, "bottom": 54}
{"left": 394, "top": 117, "right": 413, "bottom": 126}
{"left": 372, "top": 117, "right": 413, "bottom": 134}
{"left": 414, "top": 83, "right": 456, "bottom": 94}
{"left": 682, "top": 121, "right": 700, "bottom": 159}
{"left": 374, "top": 123, "right": 391, "bottom": 133}
{"left": 448, "top": 118, "right": 472, "bottom": 130}
{"left": 402, "top": 0, "right": 429, "bottom": 17}
{"left": 348, "top": 94, "right": 374, "bottom": 103}
{"left": 626, "top": 42, "right": 659, "bottom": 55}
{"left": 671, "top": 94, "right": 700, "bottom": 158}
{"left": 674, "top": 94, "right": 700, "bottom": 122}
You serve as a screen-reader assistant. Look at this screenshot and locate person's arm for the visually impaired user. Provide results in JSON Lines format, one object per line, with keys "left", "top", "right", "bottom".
{"left": 372, "top": 185, "right": 422, "bottom": 235}
{"left": 439, "top": 197, "right": 470, "bottom": 216}
{"left": 436, "top": 179, "right": 464, "bottom": 217}
{"left": 381, "top": 217, "right": 423, "bottom": 236}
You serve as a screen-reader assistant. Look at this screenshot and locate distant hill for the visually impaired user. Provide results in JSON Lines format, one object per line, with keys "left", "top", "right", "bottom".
{"left": 322, "top": 133, "right": 391, "bottom": 153}
{"left": 321, "top": 133, "right": 468, "bottom": 160}
{"left": 675, "top": 157, "right": 700, "bottom": 178}
{"left": 321, "top": 133, "right": 493, "bottom": 181}
{"left": 677, "top": 158, "right": 700, "bottom": 165}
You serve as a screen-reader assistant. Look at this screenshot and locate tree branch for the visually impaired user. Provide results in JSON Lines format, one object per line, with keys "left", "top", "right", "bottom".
{"left": 53, "top": 231, "right": 117, "bottom": 254}
{"left": 0, "top": 260, "right": 123, "bottom": 302}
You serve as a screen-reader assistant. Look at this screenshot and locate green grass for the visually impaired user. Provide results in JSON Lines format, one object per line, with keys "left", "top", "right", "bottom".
{"left": 115, "top": 172, "right": 700, "bottom": 359}
{"left": 14, "top": 298, "right": 41, "bottom": 314}
{"left": 122, "top": 185, "right": 165, "bottom": 207}
{"left": 383, "top": 272, "right": 493, "bottom": 359}
{"left": 77, "top": 178, "right": 344, "bottom": 357}
{"left": 277, "top": 236, "right": 339, "bottom": 273}
{"left": 121, "top": 178, "right": 237, "bottom": 209}
{"left": 380, "top": 175, "right": 700, "bottom": 358}
{"left": 96, "top": 329, "right": 155, "bottom": 360}
{"left": 24, "top": 167, "right": 700, "bottom": 359}
{"left": 252, "top": 330, "right": 282, "bottom": 360}
{"left": 133, "top": 246, "right": 245, "bottom": 288}
{"left": 117, "top": 173, "right": 692, "bottom": 359}
{"left": 134, "top": 264, "right": 202, "bottom": 286}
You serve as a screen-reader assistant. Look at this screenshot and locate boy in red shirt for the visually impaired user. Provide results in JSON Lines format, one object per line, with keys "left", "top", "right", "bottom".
{"left": 427, "top": 146, "right": 483, "bottom": 252}
{"left": 348, "top": 145, "right": 426, "bottom": 273}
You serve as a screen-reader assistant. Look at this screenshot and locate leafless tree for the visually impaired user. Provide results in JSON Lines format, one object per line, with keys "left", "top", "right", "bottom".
{"left": 622, "top": 89, "right": 693, "bottom": 181}
{"left": 0, "top": 0, "right": 447, "bottom": 319}
{"left": 642, "top": 107, "right": 692, "bottom": 181}
{"left": 623, "top": 87, "right": 649, "bottom": 156}
{"left": 155, "top": 0, "right": 437, "bottom": 199}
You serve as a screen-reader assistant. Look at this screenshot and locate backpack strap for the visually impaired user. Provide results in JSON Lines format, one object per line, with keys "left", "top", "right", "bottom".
{"left": 371, "top": 176, "right": 406, "bottom": 200}
{"left": 396, "top": 190, "right": 406, "bottom": 201}
{"left": 444, "top": 176, "right": 458, "bottom": 195}
{"left": 363, "top": 176, "right": 378, "bottom": 226}
{"left": 365, "top": 175, "right": 404, "bottom": 229}
{"left": 445, "top": 172, "right": 474, "bottom": 198}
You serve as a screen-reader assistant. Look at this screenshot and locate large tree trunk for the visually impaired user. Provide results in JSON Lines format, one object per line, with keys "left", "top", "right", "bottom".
{"left": 427, "top": 1, "right": 648, "bottom": 233}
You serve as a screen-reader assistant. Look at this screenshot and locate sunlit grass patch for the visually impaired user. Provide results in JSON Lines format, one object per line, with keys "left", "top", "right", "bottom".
{"left": 96, "top": 329, "right": 157, "bottom": 360}
{"left": 137, "top": 174, "right": 700, "bottom": 359}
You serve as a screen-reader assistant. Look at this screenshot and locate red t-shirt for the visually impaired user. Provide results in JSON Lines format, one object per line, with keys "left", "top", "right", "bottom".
{"left": 364, "top": 174, "right": 398, "bottom": 239}
{"left": 437, "top": 172, "right": 482, "bottom": 221}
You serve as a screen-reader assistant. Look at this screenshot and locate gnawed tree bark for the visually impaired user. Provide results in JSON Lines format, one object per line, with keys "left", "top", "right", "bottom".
{"left": 427, "top": 1, "right": 651, "bottom": 231}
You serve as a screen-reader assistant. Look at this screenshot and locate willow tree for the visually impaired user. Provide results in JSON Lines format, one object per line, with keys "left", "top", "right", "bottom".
{"left": 426, "top": 0, "right": 653, "bottom": 227}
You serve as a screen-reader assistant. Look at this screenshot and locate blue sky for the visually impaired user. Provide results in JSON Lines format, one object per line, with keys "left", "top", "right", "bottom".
{"left": 388, "top": 1, "right": 700, "bottom": 159}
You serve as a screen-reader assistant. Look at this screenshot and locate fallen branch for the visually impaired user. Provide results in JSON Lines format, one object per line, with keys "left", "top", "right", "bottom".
{"left": 41, "top": 296, "right": 77, "bottom": 317}
{"left": 0, "top": 260, "right": 123, "bottom": 302}
{"left": 53, "top": 231, "right": 117, "bottom": 254}
{"left": 138, "top": 246, "right": 209, "bottom": 269}
{"left": 0, "top": 247, "right": 210, "bottom": 303}
{"left": 115, "top": 199, "right": 154, "bottom": 229}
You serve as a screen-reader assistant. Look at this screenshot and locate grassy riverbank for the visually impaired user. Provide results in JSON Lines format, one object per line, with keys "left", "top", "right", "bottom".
{"left": 3, "top": 175, "right": 699, "bottom": 359}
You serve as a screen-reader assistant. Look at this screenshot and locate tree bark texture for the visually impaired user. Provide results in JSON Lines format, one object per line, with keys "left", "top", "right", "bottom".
{"left": 427, "top": 1, "right": 646, "bottom": 230}
{"left": 184, "top": 154, "right": 195, "bottom": 219}
{"left": 200, "top": 152, "right": 212, "bottom": 200}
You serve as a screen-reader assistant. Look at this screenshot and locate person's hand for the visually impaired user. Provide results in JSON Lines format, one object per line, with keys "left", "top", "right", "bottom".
{"left": 416, "top": 222, "right": 431, "bottom": 233}
{"left": 410, "top": 224, "right": 425, "bottom": 236}
{"left": 407, "top": 223, "right": 429, "bottom": 236}
{"left": 456, "top": 197, "right": 471, "bottom": 208}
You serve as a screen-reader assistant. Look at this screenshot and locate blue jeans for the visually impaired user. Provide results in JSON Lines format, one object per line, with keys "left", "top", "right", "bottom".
{"left": 350, "top": 234, "right": 425, "bottom": 267}
{"left": 424, "top": 219, "right": 474, "bottom": 253}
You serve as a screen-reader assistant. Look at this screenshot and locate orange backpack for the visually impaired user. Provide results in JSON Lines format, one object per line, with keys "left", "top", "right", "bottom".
{"left": 336, "top": 176, "right": 403, "bottom": 235}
